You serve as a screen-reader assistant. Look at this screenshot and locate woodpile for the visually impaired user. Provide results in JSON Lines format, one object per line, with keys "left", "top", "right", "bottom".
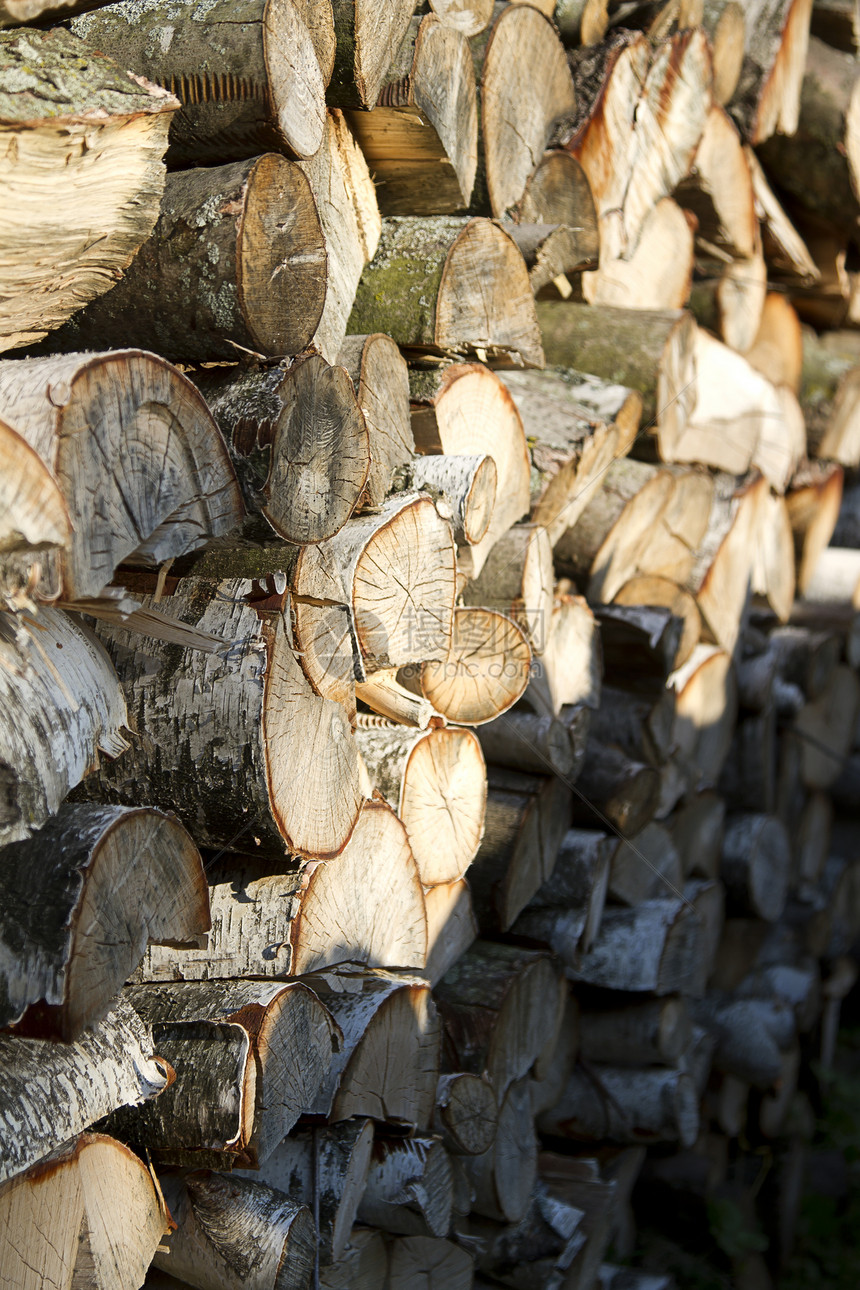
{"left": 3, "top": 4, "right": 860, "bottom": 1290}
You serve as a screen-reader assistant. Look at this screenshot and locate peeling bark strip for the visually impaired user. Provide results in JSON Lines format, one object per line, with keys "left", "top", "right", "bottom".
{"left": 137, "top": 800, "right": 427, "bottom": 981}
{"left": 0, "top": 610, "right": 128, "bottom": 848}
{"left": 155, "top": 1171, "right": 315, "bottom": 1290}
{"left": 0, "top": 803, "right": 209, "bottom": 1041}
{"left": 338, "top": 333, "right": 414, "bottom": 507}
{"left": 46, "top": 156, "right": 327, "bottom": 364}
{"left": 348, "top": 12, "right": 478, "bottom": 214}
{"left": 197, "top": 355, "right": 370, "bottom": 546}
{"left": 0, "top": 415, "right": 69, "bottom": 608}
{"left": 118, "top": 981, "right": 339, "bottom": 1167}
{"left": 353, "top": 721, "right": 486, "bottom": 884}
{"left": 237, "top": 1119, "right": 374, "bottom": 1264}
{"left": 349, "top": 217, "right": 544, "bottom": 367}
{"left": 0, "top": 1133, "right": 171, "bottom": 1290}
{"left": 0, "top": 996, "right": 168, "bottom": 1183}
{"left": 72, "top": 0, "right": 326, "bottom": 163}
{"left": 0, "top": 28, "right": 177, "bottom": 353}
{"left": 81, "top": 579, "right": 364, "bottom": 860}
{"left": 571, "top": 899, "right": 702, "bottom": 995}
{"left": 306, "top": 967, "right": 441, "bottom": 1126}
{"left": 0, "top": 352, "right": 243, "bottom": 602}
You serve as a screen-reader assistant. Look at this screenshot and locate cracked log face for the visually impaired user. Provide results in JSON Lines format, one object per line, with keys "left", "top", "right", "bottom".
{"left": 429, "top": 0, "right": 494, "bottom": 37}
{"left": 0, "top": 28, "right": 177, "bottom": 354}
{"left": 72, "top": 0, "right": 326, "bottom": 163}
{"left": 0, "top": 415, "right": 69, "bottom": 607}
{"left": 416, "top": 606, "right": 532, "bottom": 725}
{"left": 328, "top": 0, "right": 418, "bottom": 108}
{"left": 354, "top": 721, "right": 487, "bottom": 883}
{"left": 0, "top": 1133, "right": 171, "bottom": 1290}
{"left": 0, "top": 803, "right": 210, "bottom": 1041}
{"left": 139, "top": 799, "right": 427, "bottom": 980}
{"left": 82, "top": 580, "right": 364, "bottom": 860}
{"left": 0, "top": 352, "right": 243, "bottom": 602}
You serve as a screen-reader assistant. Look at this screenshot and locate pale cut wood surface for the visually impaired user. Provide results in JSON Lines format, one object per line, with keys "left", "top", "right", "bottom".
{"left": 0, "top": 28, "right": 177, "bottom": 353}
{"left": 339, "top": 333, "right": 414, "bottom": 507}
{"left": 417, "top": 606, "right": 532, "bottom": 724}
{"left": 0, "top": 415, "right": 69, "bottom": 607}
{"left": 329, "top": 0, "right": 418, "bottom": 107}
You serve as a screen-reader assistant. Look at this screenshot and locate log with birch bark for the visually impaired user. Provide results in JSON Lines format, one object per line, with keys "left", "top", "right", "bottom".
{"left": 728, "top": 0, "right": 814, "bottom": 144}
{"left": 0, "top": 28, "right": 177, "bottom": 353}
{"left": 539, "top": 1064, "right": 700, "bottom": 1148}
{"left": 71, "top": 0, "right": 327, "bottom": 163}
{"left": 463, "top": 1076, "right": 538, "bottom": 1223}
{"left": 79, "top": 578, "right": 364, "bottom": 860}
{"left": 0, "top": 353, "right": 243, "bottom": 602}
{"left": 0, "top": 803, "right": 209, "bottom": 1040}
{"left": 349, "top": 216, "right": 544, "bottom": 367}
{"left": 571, "top": 898, "right": 702, "bottom": 995}
{"left": 407, "top": 451, "right": 498, "bottom": 546}
{"left": 571, "top": 739, "right": 661, "bottom": 836}
{"left": 516, "top": 827, "right": 612, "bottom": 954}
{"left": 347, "top": 12, "right": 478, "bottom": 214}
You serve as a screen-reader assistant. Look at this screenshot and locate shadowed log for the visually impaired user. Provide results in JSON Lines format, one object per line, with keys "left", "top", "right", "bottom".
{"left": 0, "top": 803, "right": 209, "bottom": 1041}
{"left": 721, "top": 814, "right": 790, "bottom": 921}
{"left": 434, "top": 1073, "right": 498, "bottom": 1156}
{"left": 339, "top": 333, "right": 414, "bottom": 507}
{"left": 612, "top": 577, "right": 701, "bottom": 670}
{"left": 464, "top": 1077, "right": 537, "bottom": 1222}
{"left": 327, "top": 0, "right": 418, "bottom": 107}
{"left": 0, "top": 415, "right": 69, "bottom": 609}
{"left": 572, "top": 740, "right": 661, "bottom": 836}
{"left": 729, "top": 0, "right": 813, "bottom": 144}
{"left": 669, "top": 791, "right": 725, "bottom": 880}
{"left": 0, "top": 28, "right": 177, "bottom": 353}
{"left": 594, "top": 603, "right": 685, "bottom": 688}
{"left": 424, "top": 878, "right": 479, "bottom": 985}
{"left": 357, "top": 1136, "right": 453, "bottom": 1236}
{"left": 539, "top": 1064, "right": 699, "bottom": 1148}
{"left": 570, "top": 899, "right": 702, "bottom": 995}
{"left": 388, "top": 1236, "right": 474, "bottom": 1290}
{"left": 579, "top": 997, "right": 692, "bottom": 1066}
{"left": 71, "top": 0, "right": 327, "bottom": 163}
{"left": 509, "top": 220, "right": 599, "bottom": 294}
{"left": 607, "top": 823, "right": 684, "bottom": 907}
{"left": 555, "top": 0, "right": 610, "bottom": 43}
{"left": 671, "top": 644, "right": 738, "bottom": 788}
{"left": 320, "top": 1228, "right": 389, "bottom": 1288}
{"left": 514, "top": 827, "right": 612, "bottom": 958}
{"left": 676, "top": 106, "right": 757, "bottom": 259}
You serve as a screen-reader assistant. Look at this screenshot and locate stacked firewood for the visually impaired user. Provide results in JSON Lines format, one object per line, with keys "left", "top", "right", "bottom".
{"left": 3, "top": 1, "right": 860, "bottom": 1288}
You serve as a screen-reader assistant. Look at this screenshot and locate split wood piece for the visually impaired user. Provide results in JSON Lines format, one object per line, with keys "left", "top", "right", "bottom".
{"left": 299, "top": 111, "right": 381, "bottom": 363}
{"left": 539, "top": 1064, "right": 699, "bottom": 1148}
{"left": 747, "top": 294, "right": 805, "bottom": 392}
{"left": 0, "top": 995, "right": 169, "bottom": 1184}
{"left": 292, "top": 491, "right": 456, "bottom": 696}
{"left": 589, "top": 685, "right": 676, "bottom": 768}
{"left": 605, "top": 0, "right": 705, "bottom": 37}
{"left": 408, "top": 453, "right": 497, "bottom": 547}
{"left": 563, "top": 461, "right": 714, "bottom": 603}
{"left": 514, "top": 153, "right": 600, "bottom": 271}
{"left": 473, "top": 4, "right": 576, "bottom": 219}
{"left": 788, "top": 464, "right": 845, "bottom": 596}
{"left": 555, "top": 0, "right": 610, "bottom": 44}
{"left": 327, "top": 0, "right": 417, "bottom": 108}
{"left": 415, "top": 606, "right": 532, "bottom": 725}
{"left": 476, "top": 708, "right": 576, "bottom": 778}
{"left": 353, "top": 721, "right": 486, "bottom": 883}
{"left": 581, "top": 198, "right": 695, "bottom": 312}
{"left": 672, "top": 105, "right": 755, "bottom": 260}
{"left": 463, "top": 1077, "right": 537, "bottom": 1223}
{"left": 195, "top": 356, "right": 370, "bottom": 546}
{"left": 686, "top": 472, "right": 766, "bottom": 652}
{"left": 519, "top": 827, "right": 612, "bottom": 951}
{"left": 595, "top": 602, "right": 685, "bottom": 687}
{"left": 120, "top": 981, "right": 339, "bottom": 1167}
{"left": 357, "top": 1136, "right": 453, "bottom": 1237}
{"left": 572, "top": 898, "right": 702, "bottom": 995}
{"left": 795, "top": 790, "right": 833, "bottom": 887}
{"left": 0, "top": 609, "right": 128, "bottom": 848}
{"left": 71, "top": 0, "right": 326, "bottom": 164}
{"left": 434, "top": 1073, "right": 498, "bottom": 1156}
{"left": 456, "top": 1182, "right": 587, "bottom": 1290}
{"left": 0, "top": 352, "right": 242, "bottom": 601}
{"left": 751, "top": 488, "right": 796, "bottom": 623}
{"left": 572, "top": 739, "right": 661, "bottom": 836}
{"left": 349, "top": 217, "right": 544, "bottom": 367}
{"left": 0, "top": 28, "right": 177, "bottom": 353}
{"left": 140, "top": 801, "right": 426, "bottom": 982}
{"left": 690, "top": 240, "right": 768, "bottom": 354}
{"left": 558, "top": 29, "right": 711, "bottom": 263}
{"left": 424, "top": 878, "right": 478, "bottom": 985}
{"left": 509, "top": 221, "right": 600, "bottom": 294}
{"left": 527, "top": 593, "right": 602, "bottom": 717}
{"left": 409, "top": 363, "right": 531, "bottom": 576}
{"left": 729, "top": 0, "right": 813, "bottom": 144}
{"left": 387, "top": 1237, "right": 474, "bottom": 1290}
{"left": 236, "top": 1120, "right": 373, "bottom": 1265}
{"left": 530, "top": 993, "right": 581, "bottom": 1117}
{"left": 694, "top": 994, "right": 796, "bottom": 1086}
{"left": 306, "top": 967, "right": 440, "bottom": 1127}
{"left": 811, "top": 0, "right": 860, "bottom": 49}
{"left": 0, "top": 415, "right": 70, "bottom": 609}
{"left": 684, "top": 877, "right": 726, "bottom": 994}
{"left": 435, "top": 940, "right": 561, "bottom": 1092}
{"left": 701, "top": 1, "right": 746, "bottom": 103}
{"left": 607, "top": 822, "right": 684, "bottom": 907}
{"left": 535, "top": 302, "right": 697, "bottom": 463}
{"left": 579, "top": 997, "right": 692, "bottom": 1067}
{"left": 426, "top": 0, "right": 494, "bottom": 36}
{"left": 83, "top": 579, "right": 364, "bottom": 860}
{"left": 320, "top": 1227, "right": 389, "bottom": 1289}
{"left": 154, "top": 1171, "right": 314, "bottom": 1290}
{"left": 0, "top": 803, "right": 208, "bottom": 1041}
{"left": 758, "top": 36, "right": 860, "bottom": 237}
{"left": 718, "top": 709, "right": 778, "bottom": 813}
{"left": 502, "top": 367, "right": 639, "bottom": 548}
{"left": 721, "top": 813, "right": 791, "bottom": 922}
{"left": 800, "top": 327, "right": 860, "bottom": 465}
{"left": 338, "top": 333, "right": 414, "bottom": 508}
{"left": 746, "top": 148, "right": 820, "bottom": 286}
{"left": 738, "top": 961, "right": 822, "bottom": 1034}
{"left": 802, "top": 545, "right": 860, "bottom": 607}
{"left": 671, "top": 643, "right": 738, "bottom": 788}
{"left": 793, "top": 662, "right": 860, "bottom": 788}
{"left": 347, "top": 13, "right": 477, "bottom": 214}
{"left": 467, "top": 768, "right": 572, "bottom": 930}
{"left": 0, "top": 1133, "right": 170, "bottom": 1290}
{"left": 48, "top": 155, "right": 326, "bottom": 363}
{"left": 462, "top": 523, "right": 553, "bottom": 654}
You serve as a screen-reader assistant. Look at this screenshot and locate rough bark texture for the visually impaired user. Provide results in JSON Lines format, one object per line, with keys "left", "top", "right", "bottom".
{"left": 357, "top": 1136, "right": 454, "bottom": 1236}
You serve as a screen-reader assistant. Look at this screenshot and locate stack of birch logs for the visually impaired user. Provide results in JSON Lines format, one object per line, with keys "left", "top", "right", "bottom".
{"left": 4, "top": 0, "right": 860, "bottom": 1288}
